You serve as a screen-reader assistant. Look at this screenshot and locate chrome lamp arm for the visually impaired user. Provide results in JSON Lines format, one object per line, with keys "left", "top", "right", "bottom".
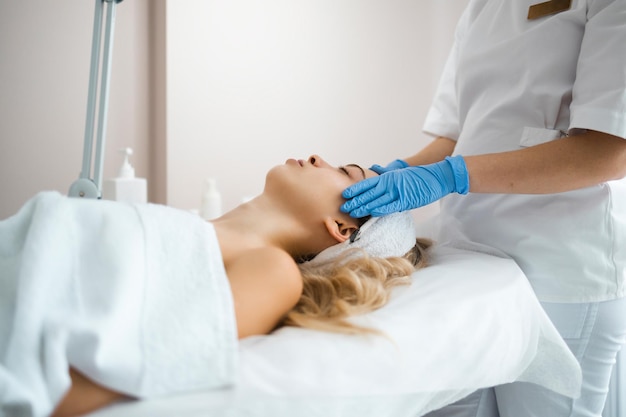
{"left": 69, "top": 0, "right": 124, "bottom": 199}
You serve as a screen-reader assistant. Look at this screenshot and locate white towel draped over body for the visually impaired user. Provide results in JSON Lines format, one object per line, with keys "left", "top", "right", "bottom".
{"left": 0, "top": 192, "right": 238, "bottom": 417}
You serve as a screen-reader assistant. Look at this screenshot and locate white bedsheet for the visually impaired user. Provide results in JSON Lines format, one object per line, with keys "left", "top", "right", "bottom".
{"left": 87, "top": 244, "right": 582, "bottom": 417}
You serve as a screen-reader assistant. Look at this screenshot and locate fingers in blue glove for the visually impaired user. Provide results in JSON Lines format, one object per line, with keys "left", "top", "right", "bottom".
{"left": 357, "top": 193, "right": 400, "bottom": 217}
{"left": 342, "top": 176, "right": 404, "bottom": 217}
{"left": 341, "top": 176, "right": 384, "bottom": 216}
{"left": 369, "top": 164, "right": 387, "bottom": 175}
{"left": 370, "top": 159, "right": 408, "bottom": 175}
{"left": 342, "top": 176, "right": 379, "bottom": 200}
{"left": 370, "top": 199, "right": 407, "bottom": 217}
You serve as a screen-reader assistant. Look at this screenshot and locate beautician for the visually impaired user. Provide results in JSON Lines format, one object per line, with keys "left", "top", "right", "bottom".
{"left": 341, "top": 0, "right": 626, "bottom": 416}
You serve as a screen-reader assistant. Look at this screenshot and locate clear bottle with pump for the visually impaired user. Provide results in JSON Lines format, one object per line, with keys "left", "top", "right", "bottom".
{"left": 200, "top": 178, "right": 222, "bottom": 221}
{"left": 102, "top": 148, "right": 147, "bottom": 204}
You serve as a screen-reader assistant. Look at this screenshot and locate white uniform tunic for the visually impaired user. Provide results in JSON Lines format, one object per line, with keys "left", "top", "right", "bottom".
{"left": 423, "top": 0, "right": 626, "bottom": 302}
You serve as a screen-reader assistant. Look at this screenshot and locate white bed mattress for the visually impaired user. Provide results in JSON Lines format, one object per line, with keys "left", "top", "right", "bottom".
{"left": 87, "top": 244, "right": 581, "bottom": 417}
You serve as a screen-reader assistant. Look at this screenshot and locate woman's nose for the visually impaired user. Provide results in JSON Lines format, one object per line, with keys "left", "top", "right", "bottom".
{"left": 308, "top": 155, "right": 323, "bottom": 167}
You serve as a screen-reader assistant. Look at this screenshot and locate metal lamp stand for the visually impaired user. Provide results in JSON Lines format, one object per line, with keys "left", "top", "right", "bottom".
{"left": 69, "top": 0, "right": 124, "bottom": 199}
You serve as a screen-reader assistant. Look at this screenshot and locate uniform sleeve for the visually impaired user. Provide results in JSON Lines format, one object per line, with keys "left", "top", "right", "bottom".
{"left": 569, "top": 0, "right": 626, "bottom": 139}
{"left": 422, "top": 41, "right": 461, "bottom": 141}
{"left": 422, "top": 6, "right": 472, "bottom": 141}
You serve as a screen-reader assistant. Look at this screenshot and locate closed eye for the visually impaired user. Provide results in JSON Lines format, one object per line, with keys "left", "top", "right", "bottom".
{"left": 339, "top": 164, "right": 366, "bottom": 180}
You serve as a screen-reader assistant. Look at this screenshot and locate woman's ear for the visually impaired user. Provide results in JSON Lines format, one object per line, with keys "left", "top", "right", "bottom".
{"left": 323, "top": 217, "right": 358, "bottom": 244}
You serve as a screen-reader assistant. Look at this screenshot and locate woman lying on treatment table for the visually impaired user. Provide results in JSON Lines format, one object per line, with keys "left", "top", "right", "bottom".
{"left": 0, "top": 155, "right": 430, "bottom": 417}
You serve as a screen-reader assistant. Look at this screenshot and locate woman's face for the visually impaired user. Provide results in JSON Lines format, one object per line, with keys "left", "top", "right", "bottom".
{"left": 265, "top": 154, "right": 377, "bottom": 222}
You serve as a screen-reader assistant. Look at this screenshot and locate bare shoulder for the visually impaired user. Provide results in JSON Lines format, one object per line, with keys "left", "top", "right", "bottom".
{"left": 226, "top": 247, "right": 303, "bottom": 338}
{"left": 242, "top": 246, "right": 299, "bottom": 271}
{"left": 230, "top": 246, "right": 302, "bottom": 291}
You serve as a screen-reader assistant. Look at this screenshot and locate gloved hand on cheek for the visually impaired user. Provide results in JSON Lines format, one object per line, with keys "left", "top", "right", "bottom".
{"left": 341, "top": 155, "right": 470, "bottom": 217}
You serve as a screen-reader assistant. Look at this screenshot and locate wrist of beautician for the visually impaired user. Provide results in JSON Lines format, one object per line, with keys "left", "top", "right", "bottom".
{"left": 341, "top": 155, "right": 469, "bottom": 217}
{"left": 370, "top": 159, "right": 409, "bottom": 174}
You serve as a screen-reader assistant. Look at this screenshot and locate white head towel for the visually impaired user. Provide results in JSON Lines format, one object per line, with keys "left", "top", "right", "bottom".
{"left": 307, "top": 212, "right": 417, "bottom": 266}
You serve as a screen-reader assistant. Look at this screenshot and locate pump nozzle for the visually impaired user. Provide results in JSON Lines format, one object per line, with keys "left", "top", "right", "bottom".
{"left": 118, "top": 147, "right": 135, "bottom": 178}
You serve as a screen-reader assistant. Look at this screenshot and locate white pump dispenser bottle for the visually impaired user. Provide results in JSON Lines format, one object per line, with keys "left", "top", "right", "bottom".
{"left": 102, "top": 148, "right": 147, "bottom": 204}
{"left": 200, "top": 178, "right": 222, "bottom": 221}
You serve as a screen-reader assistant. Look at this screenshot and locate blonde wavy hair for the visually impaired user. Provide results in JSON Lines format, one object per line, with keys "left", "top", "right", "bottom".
{"left": 283, "top": 237, "right": 432, "bottom": 334}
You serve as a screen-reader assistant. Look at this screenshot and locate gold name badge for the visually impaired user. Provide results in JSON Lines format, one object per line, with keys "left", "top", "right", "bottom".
{"left": 528, "top": 0, "right": 572, "bottom": 20}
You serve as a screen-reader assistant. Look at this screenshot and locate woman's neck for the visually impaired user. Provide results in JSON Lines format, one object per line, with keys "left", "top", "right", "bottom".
{"left": 210, "top": 195, "right": 314, "bottom": 265}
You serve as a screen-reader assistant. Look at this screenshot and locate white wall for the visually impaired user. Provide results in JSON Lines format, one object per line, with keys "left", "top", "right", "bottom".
{"left": 165, "top": 0, "right": 468, "bottom": 222}
{"left": 0, "top": 1, "right": 467, "bottom": 223}
{"left": 0, "top": 0, "right": 151, "bottom": 219}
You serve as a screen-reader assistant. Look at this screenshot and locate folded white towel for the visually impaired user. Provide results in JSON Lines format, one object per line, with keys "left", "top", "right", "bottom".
{"left": 307, "top": 212, "right": 417, "bottom": 266}
{"left": 0, "top": 192, "right": 238, "bottom": 417}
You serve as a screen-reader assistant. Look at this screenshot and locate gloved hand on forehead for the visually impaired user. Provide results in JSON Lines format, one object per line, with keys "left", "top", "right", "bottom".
{"left": 370, "top": 159, "right": 408, "bottom": 174}
{"left": 341, "top": 155, "right": 470, "bottom": 217}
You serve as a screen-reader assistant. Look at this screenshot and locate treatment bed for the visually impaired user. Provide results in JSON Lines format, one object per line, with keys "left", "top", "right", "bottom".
{"left": 84, "top": 236, "right": 581, "bottom": 417}
{"left": 0, "top": 192, "right": 580, "bottom": 417}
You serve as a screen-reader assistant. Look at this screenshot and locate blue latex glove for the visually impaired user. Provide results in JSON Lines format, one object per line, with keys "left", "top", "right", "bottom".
{"left": 341, "top": 155, "right": 469, "bottom": 217}
{"left": 370, "top": 159, "right": 409, "bottom": 175}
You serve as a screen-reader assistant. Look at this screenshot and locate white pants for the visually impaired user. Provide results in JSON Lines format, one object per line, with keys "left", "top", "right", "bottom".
{"left": 425, "top": 298, "right": 626, "bottom": 417}
{"left": 603, "top": 345, "right": 624, "bottom": 417}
